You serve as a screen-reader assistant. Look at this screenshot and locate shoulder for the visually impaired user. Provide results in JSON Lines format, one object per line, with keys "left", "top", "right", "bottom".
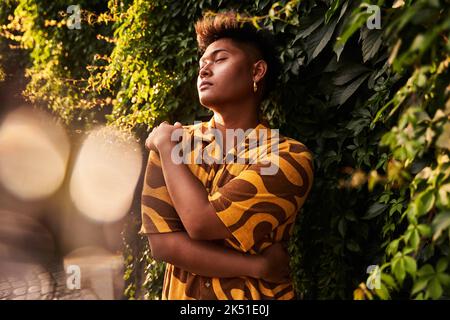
{"left": 281, "top": 135, "right": 313, "bottom": 161}
{"left": 269, "top": 133, "right": 314, "bottom": 172}
{"left": 264, "top": 134, "right": 315, "bottom": 191}
{"left": 181, "top": 121, "right": 209, "bottom": 138}
{"left": 182, "top": 121, "right": 204, "bottom": 131}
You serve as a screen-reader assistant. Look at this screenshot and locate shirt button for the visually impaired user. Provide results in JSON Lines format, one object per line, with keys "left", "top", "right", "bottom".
{"left": 205, "top": 281, "right": 211, "bottom": 288}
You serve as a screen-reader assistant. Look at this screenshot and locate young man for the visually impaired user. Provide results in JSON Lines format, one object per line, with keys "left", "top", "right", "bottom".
{"left": 141, "top": 11, "right": 314, "bottom": 300}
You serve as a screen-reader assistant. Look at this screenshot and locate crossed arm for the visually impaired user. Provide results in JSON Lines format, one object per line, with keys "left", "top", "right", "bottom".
{"left": 157, "top": 141, "right": 232, "bottom": 240}
{"left": 143, "top": 127, "right": 291, "bottom": 282}
{"left": 148, "top": 232, "right": 289, "bottom": 282}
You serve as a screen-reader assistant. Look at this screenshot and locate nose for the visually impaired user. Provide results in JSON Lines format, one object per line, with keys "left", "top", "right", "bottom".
{"left": 199, "top": 64, "right": 212, "bottom": 78}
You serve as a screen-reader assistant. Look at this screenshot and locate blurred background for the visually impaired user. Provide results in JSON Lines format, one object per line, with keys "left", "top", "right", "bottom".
{"left": 0, "top": 43, "right": 144, "bottom": 299}
{"left": 0, "top": 104, "right": 142, "bottom": 300}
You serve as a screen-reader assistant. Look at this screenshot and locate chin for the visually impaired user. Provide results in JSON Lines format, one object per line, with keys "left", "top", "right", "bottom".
{"left": 198, "top": 93, "right": 219, "bottom": 108}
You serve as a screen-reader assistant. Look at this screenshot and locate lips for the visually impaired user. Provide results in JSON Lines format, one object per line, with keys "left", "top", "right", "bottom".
{"left": 199, "top": 81, "right": 213, "bottom": 90}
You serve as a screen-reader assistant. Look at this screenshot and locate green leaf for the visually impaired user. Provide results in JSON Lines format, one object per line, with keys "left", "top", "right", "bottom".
{"left": 415, "top": 189, "right": 436, "bottom": 216}
{"left": 379, "top": 192, "right": 391, "bottom": 204}
{"left": 335, "top": 10, "right": 367, "bottom": 48}
{"left": 437, "top": 273, "right": 450, "bottom": 286}
{"left": 332, "top": 2, "right": 351, "bottom": 61}
{"left": 403, "top": 255, "right": 417, "bottom": 276}
{"left": 409, "top": 229, "right": 421, "bottom": 249}
{"left": 332, "top": 64, "right": 371, "bottom": 86}
{"left": 389, "top": 202, "right": 403, "bottom": 216}
{"left": 360, "top": 27, "right": 383, "bottom": 63}
{"left": 381, "top": 273, "right": 398, "bottom": 290}
{"left": 392, "top": 256, "right": 406, "bottom": 283}
{"left": 305, "top": 17, "right": 339, "bottom": 61}
{"left": 295, "top": 9, "right": 324, "bottom": 40}
{"left": 411, "top": 278, "right": 429, "bottom": 296}
{"left": 417, "top": 264, "right": 435, "bottom": 278}
{"left": 427, "top": 277, "right": 443, "bottom": 299}
{"left": 414, "top": 292, "right": 425, "bottom": 300}
{"left": 431, "top": 211, "right": 450, "bottom": 241}
{"left": 331, "top": 73, "right": 370, "bottom": 106}
{"left": 386, "top": 239, "right": 400, "bottom": 256}
{"left": 436, "top": 259, "right": 448, "bottom": 273}
{"left": 325, "top": 0, "right": 341, "bottom": 24}
{"left": 417, "top": 224, "right": 431, "bottom": 237}
{"left": 410, "top": 33, "right": 426, "bottom": 52}
{"left": 362, "top": 202, "right": 388, "bottom": 220}
{"left": 375, "top": 284, "right": 390, "bottom": 300}
{"left": 422, "top": 243, "right": 435, "bottom": 261}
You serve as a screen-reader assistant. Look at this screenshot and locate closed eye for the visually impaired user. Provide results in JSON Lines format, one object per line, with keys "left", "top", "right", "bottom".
{"left": 198, "top": 57, "right": 227, "bottom": 72}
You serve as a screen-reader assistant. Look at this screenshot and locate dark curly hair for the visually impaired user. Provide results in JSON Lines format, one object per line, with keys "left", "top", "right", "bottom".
{"left": 195, "top": 11, "right": 280, "bottom": 99}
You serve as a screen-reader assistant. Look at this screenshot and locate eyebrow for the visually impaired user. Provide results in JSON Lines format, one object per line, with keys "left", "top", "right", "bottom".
{"left": 199, "top": 49, "right": 230, "bottom": 64}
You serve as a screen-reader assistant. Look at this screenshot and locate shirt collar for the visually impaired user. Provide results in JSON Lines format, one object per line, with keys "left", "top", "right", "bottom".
{"left": 193, "top": 116, "right": 271, "bottom": 143}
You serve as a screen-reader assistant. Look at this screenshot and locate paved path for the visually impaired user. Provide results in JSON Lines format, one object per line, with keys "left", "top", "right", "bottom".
{"left": 0, "top": 262, "right": 99, "bottom": 300}
{"left": 0, "top": 209, "right": 124, "bottom": 300}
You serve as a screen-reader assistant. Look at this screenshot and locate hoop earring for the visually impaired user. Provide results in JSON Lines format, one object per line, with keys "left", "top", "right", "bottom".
{"left": 253, "top": 81, "right": 258, "bottom": 93}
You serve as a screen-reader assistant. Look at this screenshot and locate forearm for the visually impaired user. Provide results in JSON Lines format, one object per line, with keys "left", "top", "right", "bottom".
{"left": 148, "top": 232, "right": 263, "bottom": 279}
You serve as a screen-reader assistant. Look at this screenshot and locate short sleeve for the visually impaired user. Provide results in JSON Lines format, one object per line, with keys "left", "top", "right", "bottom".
{"left": 140, "top": 150, "right": 185, "bottom": 234}
{"left": 207, "top": 150, "right": 314, "bottom": 252}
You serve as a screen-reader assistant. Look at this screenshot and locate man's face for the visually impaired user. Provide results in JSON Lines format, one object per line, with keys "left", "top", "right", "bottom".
{"left": 197, "top": 38, "right": 254, "bottom": 108}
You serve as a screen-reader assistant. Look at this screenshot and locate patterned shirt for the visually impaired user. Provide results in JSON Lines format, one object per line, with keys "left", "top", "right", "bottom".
{"left": 140, "top": 116, "right": 314, "bottom": 300}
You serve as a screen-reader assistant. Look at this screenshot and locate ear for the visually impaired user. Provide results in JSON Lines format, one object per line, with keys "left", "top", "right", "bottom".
{"left": 252, "top": 60, "right": 267, "bottom": 83}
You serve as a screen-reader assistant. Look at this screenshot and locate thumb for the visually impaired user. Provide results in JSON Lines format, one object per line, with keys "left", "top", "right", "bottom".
{"left": 174, "top": 121, "right": 182, "bottom": 127}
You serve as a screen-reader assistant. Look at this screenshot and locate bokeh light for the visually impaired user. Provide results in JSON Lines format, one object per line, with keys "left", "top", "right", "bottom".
{"left": 69, "top": 126, "right": 142, "bottom": 223}
{"left": 0, "top": 107, "right": 70, "bottom": 201}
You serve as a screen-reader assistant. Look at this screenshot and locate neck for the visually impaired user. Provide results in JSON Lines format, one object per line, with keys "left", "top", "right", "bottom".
{"left": 210, "top": 99, "right": 260, "bottom": 133}
{"left": 213, "top": 112, "right": 259, "bottom": 131}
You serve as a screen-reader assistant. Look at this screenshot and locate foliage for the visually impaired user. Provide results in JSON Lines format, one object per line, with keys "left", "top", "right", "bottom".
{"left": 0, "top": 0, "right": 449, "bottom": 299}
{"left": 0, "top": 0, "right": 26, "bottom": 83}
{"left": 353, "top": 0, "right": 450, "bottom": 300}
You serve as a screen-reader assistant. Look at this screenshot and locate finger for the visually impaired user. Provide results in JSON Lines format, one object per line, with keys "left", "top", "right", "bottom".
{"left": 174, "top": 121, "right": 182, "bottom": 127}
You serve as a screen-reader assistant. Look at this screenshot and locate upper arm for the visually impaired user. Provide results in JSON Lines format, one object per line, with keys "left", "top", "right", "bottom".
{"left": 191, "top": 203, "right": 233, "bottom": 240}
{"left": 207, "top": 150, "right": 314, "bottom": 252}
{"left": 140, "top": 150, "right": 185, "bottom": 235}
{"left": 140, "top": 150, "right": 230, "bottom": 241}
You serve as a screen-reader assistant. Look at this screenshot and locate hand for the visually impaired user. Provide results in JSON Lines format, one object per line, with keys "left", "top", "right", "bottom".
{"left": 145, "top": 121, "right": 183, "bottom": 152}
{"left": 258, "top": 242, "right": 291, "bottom": 283}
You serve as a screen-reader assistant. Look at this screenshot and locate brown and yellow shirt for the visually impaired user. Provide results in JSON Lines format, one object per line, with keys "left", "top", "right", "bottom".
{"left": 140, "top": 116, "right": 314, "bottom": 300}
